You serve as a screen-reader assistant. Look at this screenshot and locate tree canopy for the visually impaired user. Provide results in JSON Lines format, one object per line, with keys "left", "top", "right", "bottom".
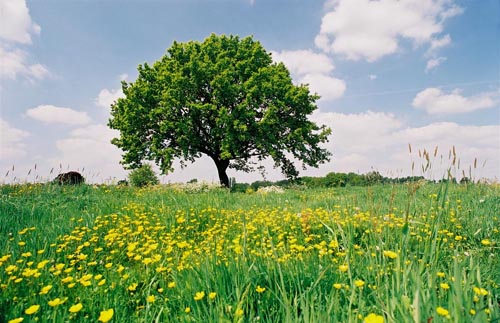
{"left": 109, "top": 34, "right": 331, "bottom": 187}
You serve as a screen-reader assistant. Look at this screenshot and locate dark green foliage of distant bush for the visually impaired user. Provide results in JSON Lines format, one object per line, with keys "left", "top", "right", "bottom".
{"left": 128, "top": 164, "right": 159, "bottom": 187}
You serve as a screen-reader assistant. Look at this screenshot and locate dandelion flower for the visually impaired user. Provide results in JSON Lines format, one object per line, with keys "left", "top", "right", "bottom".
{"left": 194, "top": 291, "right": 205, "bottom": 301}
{"left": 255, "top": 285, "right": 266, "bottom": 293}
{"left": 69, "top": 303, "right": 83, "bottom": 313}
{"left": 209, "top": 292, "right": 217, "bottom": 299}
{"left": 146, "top": 295, "right": 155, "bottom": 303}
{"left": 333, "top": 283, "right": 342, "bottom": 290}
{"left": 25, "top": 305, "right": 40, "bottom": 315}
{"left": 364, "top": 313, "right": 384, "bottom": 323}
{"left": 8, "top": 318, "right": 24, "bottom": 323}
{"left": 168, "top": 281, "right": 176, "bottom": 288}
{"left": 184, "top": 307, "right": 191, "bottom": 313}
{"left": 339, "top": 265, "right": 348, "bottom": 272}
{"left": 98, "top": 308, "right": 114, "bottom": 322}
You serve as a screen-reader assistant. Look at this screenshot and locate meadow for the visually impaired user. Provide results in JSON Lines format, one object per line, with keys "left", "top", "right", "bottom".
{"left": 0, "top": 181, "right": 498, "bottom": 322}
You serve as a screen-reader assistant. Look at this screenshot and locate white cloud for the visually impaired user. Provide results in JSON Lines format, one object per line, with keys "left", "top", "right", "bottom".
{"left": 0, "top": 46, "right": 50, "bottom": 80}
{"left": 272, "top": 50, "right": 334, "bottom": 75}
{"left": 0, "top": 118, "right": 30, "bottom": 159}
{"left": 0, "top": 0, "right": 40, "bottom": 44}
{"left": 0, "top": 0, "right": 49, "bottom": 81}
{"left": 52, "top": 124, "right": 126, "bottom": 182}
{"left": 439, "top": 4, "right": 464, "bottom": 20}
{"left": 412, "top": 88, "right": 499, "bottom": 115}
{"left": 428, "top": 34, "right": 451, "bottom": 52}
{"left": 96, "top": 88, "right": 124, "bottom": 108}
{"left": 301, "top": 73, "right": 346, "bottom": 101}
{"left": 369, "top": 74, "right": 377, "bottom": 80}
{"left": 425, "top": 56, "right": 447, "bottom": 72}
{"left": 307, "top": 110, "right": 499, "bottom": 179}
{"left": 315, "top": 0, "right": 463, "bottom": 62}
{"left": 271, "top": 49, "right": 345, "bottom": 101}
{"left": 26, "top": 105, "right": 92, "bottom": 126}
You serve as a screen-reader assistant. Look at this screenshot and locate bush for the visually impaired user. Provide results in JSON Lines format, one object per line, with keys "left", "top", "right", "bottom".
{"left": 128, "top": 164, "right": 159, "bottom": 187}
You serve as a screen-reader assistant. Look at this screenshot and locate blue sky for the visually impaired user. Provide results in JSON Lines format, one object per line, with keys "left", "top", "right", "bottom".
{"left": 1, "top": 0, "right": 499, "bottom": 183}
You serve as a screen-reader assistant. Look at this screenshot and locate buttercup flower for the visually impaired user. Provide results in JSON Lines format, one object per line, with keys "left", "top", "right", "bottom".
{"left": 194, "top": 291, "right": 205, "bottom": 301}
{"left": 436, "top": 307, "right": 449, "bottom": 317}
{"left": 364, "top": 313, "right": 384, "bottom": 323}
{"left": 25, "top": 305, "right": 40, "bottom": 315}
{"left": 98, "top": 308, "right": 114, "bottom": 322}
{"left": 69, "top": 303, "right": 83, "bottom": 313}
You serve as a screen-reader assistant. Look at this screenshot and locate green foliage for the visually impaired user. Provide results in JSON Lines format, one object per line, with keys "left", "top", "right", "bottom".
{"left": 128, "top": 164, "right": 159, "bottom": 187}
{"left": 109, "top": 34, "right": 331, "bottom": 187}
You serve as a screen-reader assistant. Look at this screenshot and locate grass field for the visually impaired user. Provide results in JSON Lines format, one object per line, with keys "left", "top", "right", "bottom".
{"left": 0, "top": 182, "right": 498, "bottom": 322}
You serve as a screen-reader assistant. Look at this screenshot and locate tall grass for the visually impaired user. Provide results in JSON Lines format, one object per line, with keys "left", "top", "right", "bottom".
{"left": 0, "top": 182, "right": 498, "bottom": 322}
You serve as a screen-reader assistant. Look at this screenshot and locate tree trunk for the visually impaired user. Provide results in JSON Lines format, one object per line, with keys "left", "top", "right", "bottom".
{"left": 214, "top": 159, "right": 230, "bottom": 187}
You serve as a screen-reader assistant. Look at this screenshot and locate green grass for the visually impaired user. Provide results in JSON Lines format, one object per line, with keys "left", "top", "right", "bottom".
{"left": 0, "top": 182, "right": 498, "bottom": 323}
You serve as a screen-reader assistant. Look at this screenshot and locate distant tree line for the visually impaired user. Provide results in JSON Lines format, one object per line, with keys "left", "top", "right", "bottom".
{"left": 230, "top": 171, "right": 436, "bottom": 192}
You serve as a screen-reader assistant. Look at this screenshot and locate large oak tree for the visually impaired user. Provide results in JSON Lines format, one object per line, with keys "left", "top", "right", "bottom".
{"left": 109, "top": 34, "right": 331, "bottom": 187}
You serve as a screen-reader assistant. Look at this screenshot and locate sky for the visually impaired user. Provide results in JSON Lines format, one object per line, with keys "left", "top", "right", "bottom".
{"left": 1, "top": 0, "right": 499, "bottom": 184}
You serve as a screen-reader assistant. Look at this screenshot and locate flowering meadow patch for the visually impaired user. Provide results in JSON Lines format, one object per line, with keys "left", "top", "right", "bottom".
{"left": 0, "top": 183, "right": 498, "bottom": 322}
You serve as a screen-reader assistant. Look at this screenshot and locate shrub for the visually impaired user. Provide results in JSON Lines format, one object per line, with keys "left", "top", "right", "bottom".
{"left": 128, "top": 164, "right": 159, "bottom": 187}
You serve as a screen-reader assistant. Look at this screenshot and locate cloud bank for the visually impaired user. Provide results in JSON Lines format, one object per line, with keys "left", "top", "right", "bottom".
{"left": 315, "top": 0, "right": 462, "bottom": 62}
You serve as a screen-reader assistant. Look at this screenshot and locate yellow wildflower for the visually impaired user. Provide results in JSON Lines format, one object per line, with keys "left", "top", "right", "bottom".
{"left": 333, "top": 283, "right": 342, "bottom": 289}
{"left": 146, "top": 295, "right": 155, "bottom": 303}
{"left": 440, "top": 283, "right": 450, "bottom": 290}
{"left": 98, "top": 308, "right": 114, "bottom": 322}
{"left": 481, "top": 239, "right": 491, "bottom": 246}
{"left": 209, "top": 292, "right": 217, "bottom": 299}
{"left": 473, "top": 287, "right": 488, "bottom": 296}
{"left": 69, "top": 303, "right": 83, "bottom": 313}
{"left": 194, "top": 291, "right": 205, "bottom": 301}
{"left": 25, "top": 305, "right": 40, "bottom": 315}
{"left": 354, "top": 280, "right": 365, "bottom": 288}
{"left": 184, "top": 307, "right": 191, "bottom": 313}
{"left": 8, "top": 318, "right": 24, "bottom": 323}
{"left": 39, "top": 284, "right": 52, "bottom": 295}
{"left": 436, "top": 307, "right": 449, "bottom": 317}
{"left": 383, "top": 251, "right": 397, "bottom": 259}
{"left": 256, "top": 285, "right": 266, "bottom": 293}
{"left": 48, "top": 298, "right": 64, "bottom": 307}
{"left": 128, "top": 283, "right": 138, "bottom": 291}
{"left": 364, "top": 313, "right": 384, "bottom": 323}
{"left": 37, "top": 260, "right": 50, "bottom": 269}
